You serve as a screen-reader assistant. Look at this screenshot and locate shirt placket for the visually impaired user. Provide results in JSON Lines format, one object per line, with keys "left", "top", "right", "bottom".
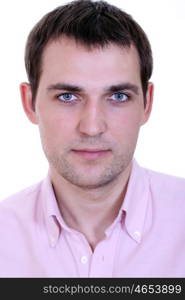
{"left": 89, "top": 222, "right": 122, "bottom": 277}
{"left": 64, "top": 230, "right": 93, "bottom": 277}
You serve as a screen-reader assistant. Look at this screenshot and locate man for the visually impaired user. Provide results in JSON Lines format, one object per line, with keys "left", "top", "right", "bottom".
{"left": 0, "top": 0, "right": 185, "bottom": 278}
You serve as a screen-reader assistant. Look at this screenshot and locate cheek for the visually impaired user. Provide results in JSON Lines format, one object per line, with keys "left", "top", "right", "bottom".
{"left": 109, "top": 109, "right": 142, "bottom": 140}
{"left": 38, "top": 111, "right": 75, "bottom": 150}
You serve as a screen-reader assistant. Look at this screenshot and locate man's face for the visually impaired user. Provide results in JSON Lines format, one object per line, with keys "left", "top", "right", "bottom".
{"left": 22, "top": 37, "right": 153, "bottom": 189}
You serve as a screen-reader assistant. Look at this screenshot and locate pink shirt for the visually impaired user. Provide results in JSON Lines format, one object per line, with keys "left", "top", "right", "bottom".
{"left": 0, "top": 160, "right": 185, "bottom": 277}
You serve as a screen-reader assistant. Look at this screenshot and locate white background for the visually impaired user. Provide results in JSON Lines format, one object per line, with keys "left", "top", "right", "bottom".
{"left": 0, "top": 0, "right": 185, "bottom": 199}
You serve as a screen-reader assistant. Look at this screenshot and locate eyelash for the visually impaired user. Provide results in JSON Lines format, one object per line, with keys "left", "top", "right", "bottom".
{"left": 56, "top": 92, "right": 131, "bottom": 105}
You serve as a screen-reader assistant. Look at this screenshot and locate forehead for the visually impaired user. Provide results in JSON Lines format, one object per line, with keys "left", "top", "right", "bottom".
{"left": 41, "top": 36, "right": 141, "bottom": 85}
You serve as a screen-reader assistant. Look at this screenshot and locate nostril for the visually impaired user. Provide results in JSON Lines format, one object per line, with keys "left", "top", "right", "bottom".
{"left": 78, "top": 117, "right": 107, "bottom": 136}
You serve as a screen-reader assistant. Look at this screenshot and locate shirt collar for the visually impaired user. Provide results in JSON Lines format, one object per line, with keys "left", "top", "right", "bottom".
{"left": 40, "top": 159, "right": 151, "bottom": 247}
{"left": 40, "top": 175, "right": 62, "bottom": 247}
{"left": 121, "top": 159, "right": 151, "bottom": 243}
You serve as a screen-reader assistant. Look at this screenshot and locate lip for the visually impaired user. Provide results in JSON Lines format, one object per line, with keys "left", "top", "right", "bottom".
{"left": 73, "top": 148, "right": 109, "bottom": 152}
{"left": 72, "top": 149, "right": 111, "bottom": 160}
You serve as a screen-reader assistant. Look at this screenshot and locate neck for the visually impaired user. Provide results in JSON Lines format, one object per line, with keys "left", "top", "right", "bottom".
{"left": 50, "top": 161, "right": 132, "bottom": 250}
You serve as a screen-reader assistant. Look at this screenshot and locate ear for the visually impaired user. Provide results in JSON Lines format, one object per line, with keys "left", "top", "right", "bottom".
{"left": 20, "top": 82, "right": 38, "bottom": 124}
{"left": 140, "top": 82, "right": 154, "bottom": 125}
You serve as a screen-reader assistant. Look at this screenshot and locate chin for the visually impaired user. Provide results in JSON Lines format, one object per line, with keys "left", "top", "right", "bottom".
{"left": 63, "top": 171, "right": 119, "bottom": 189}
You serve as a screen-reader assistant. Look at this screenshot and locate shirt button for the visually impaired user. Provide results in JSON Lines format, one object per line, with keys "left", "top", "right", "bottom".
{"left": 134, "top": 231, "right": 141, "bottom": 237}
{"left": 50, "top": 237, "right": 56, "bottom": 246}
{"left": 81, "top": 256, "right": 88, "bottom": 264}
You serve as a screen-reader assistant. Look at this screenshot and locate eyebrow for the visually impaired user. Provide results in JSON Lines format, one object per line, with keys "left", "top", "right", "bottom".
{"left": 106, "top": 83, "right": 139, "bottom": 95}
{"left": 47, "top": 82, "right": 140, "bottom": 95}
{"left": 47, "top": 83, "right": 83, "bottom": 93}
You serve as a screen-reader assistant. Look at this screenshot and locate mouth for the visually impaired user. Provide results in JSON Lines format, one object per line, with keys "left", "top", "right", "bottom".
{"left": 71, "top": 148, "right": 111, "bottom": 160}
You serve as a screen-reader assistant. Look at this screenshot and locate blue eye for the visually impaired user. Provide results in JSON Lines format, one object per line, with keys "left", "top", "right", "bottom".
{"left": 58, "top": 93, "right": 77, "bottom": 102}
{"left": 110, "top": 92, "right": 129, "bottom": 102}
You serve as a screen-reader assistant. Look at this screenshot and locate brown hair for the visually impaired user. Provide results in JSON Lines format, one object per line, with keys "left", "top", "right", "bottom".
{"left": 25, "top": 0, "right": 153, "bottom": 107}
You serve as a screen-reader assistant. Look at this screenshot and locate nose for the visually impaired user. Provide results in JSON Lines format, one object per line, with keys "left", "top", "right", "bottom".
{"left": 77, "top": 100, "right": 107, "bottom": 137}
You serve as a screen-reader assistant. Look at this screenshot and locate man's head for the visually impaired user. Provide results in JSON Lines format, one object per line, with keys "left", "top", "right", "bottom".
{"left": 24, "top": 0, "right": 153, "bottom": 108}
{"left": 21, "top": 0, "right": 154, "bottom": 190}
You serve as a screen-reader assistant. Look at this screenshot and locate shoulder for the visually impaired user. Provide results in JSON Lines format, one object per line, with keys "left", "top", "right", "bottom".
{"left": 146, "top": 167, "right": 185, "bottom": 191}
{"left": 143, "top": 165, "right": 185, "bottom": 206}
{"left": 0, "top": 180, "right": 47, "bottom": 273}
{"left": 0, "top": 180, "right": 44, "bottom": 219}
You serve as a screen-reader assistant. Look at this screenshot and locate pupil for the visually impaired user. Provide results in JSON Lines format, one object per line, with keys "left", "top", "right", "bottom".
{"left": 117, "top": 93, "right": 123, "bottom": 100}
{"left": 64, "top": 94, "right": 71, "bottom": 100}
